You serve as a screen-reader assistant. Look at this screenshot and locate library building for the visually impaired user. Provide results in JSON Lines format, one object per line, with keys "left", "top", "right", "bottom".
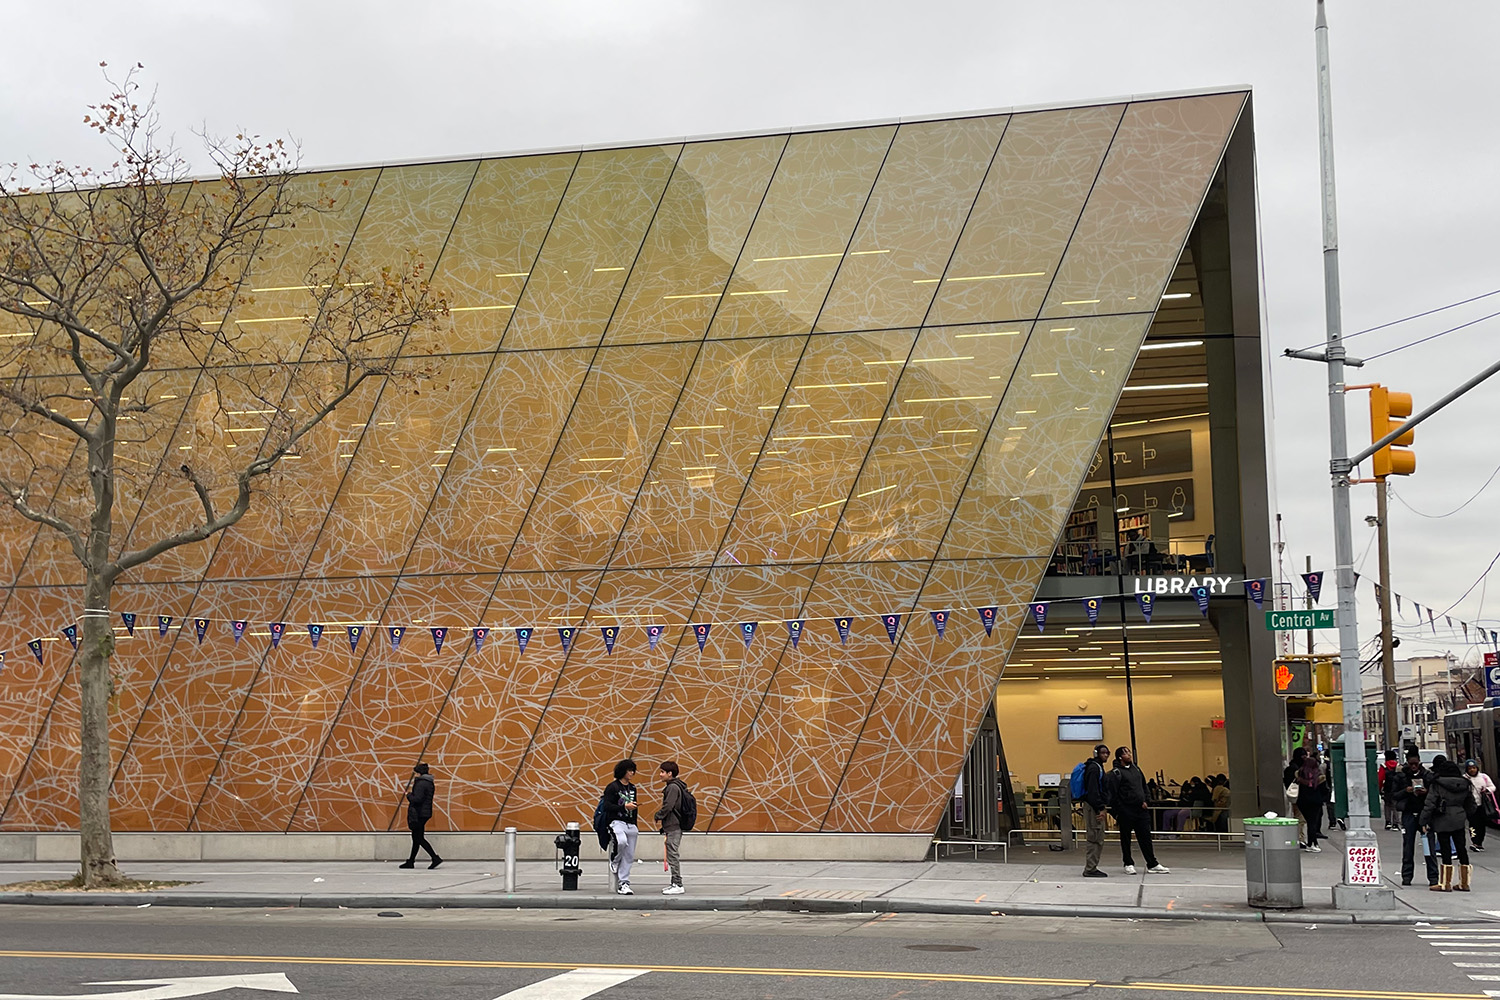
{"left": 0, "top": 87, "right": 1282, "bottom": 856}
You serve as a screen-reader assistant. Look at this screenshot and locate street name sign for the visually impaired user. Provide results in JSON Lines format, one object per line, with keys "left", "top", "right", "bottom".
{"left": 1264, "top": 609, "right": 1335, "bottom": 631}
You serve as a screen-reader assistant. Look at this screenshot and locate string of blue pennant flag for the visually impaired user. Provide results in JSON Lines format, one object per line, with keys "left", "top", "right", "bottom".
{"left": 3, "top": 575, "right": 1497, "bottom": 669}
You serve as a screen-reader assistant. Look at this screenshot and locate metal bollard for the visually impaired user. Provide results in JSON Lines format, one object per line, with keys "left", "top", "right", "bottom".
{"left": 504, "top": 827, "right": 516, "bottom": 893}
{"left": 553, "top": 822, "right": 582, "bottom": 891}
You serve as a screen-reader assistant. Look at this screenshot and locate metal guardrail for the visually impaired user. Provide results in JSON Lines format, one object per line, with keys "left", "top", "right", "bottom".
{"left": 930, "top": 838, "right": 1009, "bottom": 862}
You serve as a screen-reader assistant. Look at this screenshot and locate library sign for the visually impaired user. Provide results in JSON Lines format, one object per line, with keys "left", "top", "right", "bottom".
{"left": 1131, "top": 574, "right": 1239, "bottom": 595}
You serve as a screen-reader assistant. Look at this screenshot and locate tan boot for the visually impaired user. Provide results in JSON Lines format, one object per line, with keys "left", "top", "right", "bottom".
{"left": 1432, "top": 864, "right": 1453, "bottom": 891}
{"left": 1456, "top": 864, "right": 1473, "bottom": 892}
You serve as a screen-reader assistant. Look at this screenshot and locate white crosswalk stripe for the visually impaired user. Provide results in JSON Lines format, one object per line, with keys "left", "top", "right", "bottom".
{"left": 1416, "top": 924, "right": 1500, "bottom": 986}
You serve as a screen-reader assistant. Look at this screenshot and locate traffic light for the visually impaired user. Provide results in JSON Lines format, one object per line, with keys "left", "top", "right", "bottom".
{"left": 1369, "top": 384, "right": 1416, "bottom": 478}
{"left": 1273, "top": 658, "right": 1313, "bottom": 696}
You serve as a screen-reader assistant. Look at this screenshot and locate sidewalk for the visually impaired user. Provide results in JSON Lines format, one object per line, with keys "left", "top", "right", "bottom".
{"left": 2, "top": 827, "right": 1495, "bottom": 925}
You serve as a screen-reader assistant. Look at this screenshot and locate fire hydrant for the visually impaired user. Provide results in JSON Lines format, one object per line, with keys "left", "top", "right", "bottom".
{"left": 554, "top": 822, "right": 582, "bottom": 891}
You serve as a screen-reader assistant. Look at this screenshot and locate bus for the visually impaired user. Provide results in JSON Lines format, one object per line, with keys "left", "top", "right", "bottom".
{"left": 1444, "top": 705, "right": 1500, "bottom": 786}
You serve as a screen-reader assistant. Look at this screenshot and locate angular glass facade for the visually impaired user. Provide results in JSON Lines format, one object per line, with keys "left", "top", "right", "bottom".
{"left": 0, "top": 91, "right": 1250, "bottom": 835}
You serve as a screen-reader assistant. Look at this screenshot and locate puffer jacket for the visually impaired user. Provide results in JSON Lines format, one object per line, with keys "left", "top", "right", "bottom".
{"left": 1420, "top": 761, "right": 1472, "bottom": 834}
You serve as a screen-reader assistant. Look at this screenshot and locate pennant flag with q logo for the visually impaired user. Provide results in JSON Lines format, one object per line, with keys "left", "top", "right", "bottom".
{"left": 471, "top": 627, "right": 487, "bottom": 653}
{"left": 515, "top": 627, "right": 532, "bottom": 654}
{"left": 1085, "top": 597, "right": 1100, "bottom": 626}
{"left": 61, "top": 624, "right": 79, "bottom": 649}
{"left": 120, "top": 612, "right": 137, "bottom": 636}
{"left": 1301, "top": 571, "right": 1324, "bottom": 604}
{"left": 1029, "top": 602, "right": 1048, "bottom": 634}
{"left": 740, "top": 622, "right": 757, "bottom": 648}
{"left": 929, "top": 610, "right": 949, "bottom": 639}
{"left": 158, "top": 615, "right": 172, "bottom": 637}
{"left": 1136, "top": 592, "right": 1154, "bottom": 623}
{"left": 601, "top": 626, "right": 617, "bottom": 654}
{"left": 883, "top": 614, "right": 901, "bottom": 644}
{"left": 308, "top": 624, "right": 324, "bottom": 648}
{"left": 1245, "top": 578, "right": 1266, "bottom": 609}
{"left": 28, "top": 639, "right": 42, "bottom": 664}
{"left": 431, "top": 627, "right": 446, "bottom": 654}
{"left": 556, "top": 627, "right": 574, "bottom": 652}
{"left": 694, "top": 623, "right": 710, "bottom": 651}
{"left": 978, "top": 606, "right": 998, "bottom": 637}
{"left": 232, "top": 620, "right": 247, "bottom": 643}
{"left": 647, "top": 625, "right": 663, "bottom": 651}
{"left": 194, "top": 618, "right": 208, "bottom": 645}
{"left": 835, "top": 617, "right": 852, "bottom": 645}
{"left": 1192, "top": 586, "right": 1210, "bottom": 616}
{"left": 270, "top": 622, "right": 286, "bottom": 649}
{"left": 346, "top": 625, "right": 362, "bottom": 652}
{"left": 786, "top": 620, "right": 804, "bottom": 648}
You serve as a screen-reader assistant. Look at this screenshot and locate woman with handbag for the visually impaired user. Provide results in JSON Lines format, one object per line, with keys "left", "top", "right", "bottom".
{"left": 1295, "top": 751, "right": 1328, "bottom": 853}
{"left": 1284, "top": 748, "right": 1307, "bottom": 846}
{"left": 1465, "top": 759, "right": 1497, "bottom": 852}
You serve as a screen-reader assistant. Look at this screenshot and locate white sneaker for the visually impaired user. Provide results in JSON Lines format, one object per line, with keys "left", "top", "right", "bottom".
{"left": 616, "top": 882, "right": 633, "bottom": 895}
{"left": 1123, "top": 864, "right": 1137, "bottom": 875}
{"left": 661, "top": 884, "right": 685, "bottom": 895}
{"left": 1147, "top": 864, "right": 1171, "bottom": 874}
{"left": 1308, "top": 844, "right": 1322, "bottom": 853}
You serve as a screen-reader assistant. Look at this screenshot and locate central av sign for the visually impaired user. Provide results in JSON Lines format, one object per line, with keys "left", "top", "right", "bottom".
{"left": 1131, "top": 574, "right": 1237, "bottom": 595}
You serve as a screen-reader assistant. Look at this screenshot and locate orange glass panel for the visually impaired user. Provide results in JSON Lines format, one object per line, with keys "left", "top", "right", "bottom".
{"left": 6, "top": 378, "right": 100, "bottom": 587}
{"left": 942, "top": 314, "right": 1151, "bottom": 559}
{"left": 416, "top": 570, "right": 602, "bottom": 831}
{"left": 607, "top": 136, "right": 785, "bottom": 345}
{"left": 1042, "top": 94, "right": 1244, "bottom": 319}
{"left": 108, "top": 579, "right": 294, "bottom": 831}
{"left": 191, "top": 574, "right": 397, "bottom": 831}
{"left": 433, "top": 153, "right": 577, "bottom": 354}
{"left": 926, "top": 105, "right": 1124, "bottom": 327}
{"left": 507, "top": 342, "right": 700, "bottom": 572}
{"left": 611, "top": 336, "right": 804, "bottom": 569}
{"left": 717, "top": 329, "right": 916, "bottom": 565}
{"left": 824, "top": 558, "right": 1040, "bottom": 831}
{"left": 0, "top": 586, "right": 83, "bottom": 828}
{"left": 497, "top": 568, "right": 701, "bottom": 829}
{"left": 817, "top": 116, "right": 1007, "bottom": 333}
{"left": 505, "top": 146, "right": 682, "bottom": 351}
{"left": 292, "top": 575, "right": 496, "bottom": 832}
{"left": 825, "top": 322, "right": 1028, "bottom": 563}
{"left": 708, "top": 127, "right": 896, "bottom": 340}
{"left": 403, "top": 349, "right": 593, "bottom": 576}
{"left": 632, "top": 564, "right": 818, "bottom": 823}
{"left": 711, "top": 560, "right": 929, "bottom": 831}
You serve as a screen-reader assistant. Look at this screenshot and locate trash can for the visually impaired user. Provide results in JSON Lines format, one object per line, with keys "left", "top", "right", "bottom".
{"left": 1243, "top": 817, "right": 1302, "bottom": 909}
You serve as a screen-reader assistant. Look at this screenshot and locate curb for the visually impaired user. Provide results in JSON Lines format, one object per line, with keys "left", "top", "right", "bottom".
{"left": 0, "top": 891, "right": 1484, "bottom": 924}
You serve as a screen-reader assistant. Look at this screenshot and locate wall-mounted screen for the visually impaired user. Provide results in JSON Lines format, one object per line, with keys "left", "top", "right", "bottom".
{"left": 1057, "top": 715, "right": 1104, "bottom": 741}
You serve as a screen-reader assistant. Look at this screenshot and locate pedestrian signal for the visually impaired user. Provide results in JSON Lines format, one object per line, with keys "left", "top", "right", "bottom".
{"left": 1273, "top": 658, "right": 1313, "bottom": 696}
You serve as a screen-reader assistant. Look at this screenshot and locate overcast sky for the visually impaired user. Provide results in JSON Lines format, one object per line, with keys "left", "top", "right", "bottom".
{"left": 3, "top": 0, "right": 1497, "bottom": 666}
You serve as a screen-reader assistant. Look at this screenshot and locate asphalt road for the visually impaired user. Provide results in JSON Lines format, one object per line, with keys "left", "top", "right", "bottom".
{"left": 0, "top": 905, "right": 1491, "bottom": 1000}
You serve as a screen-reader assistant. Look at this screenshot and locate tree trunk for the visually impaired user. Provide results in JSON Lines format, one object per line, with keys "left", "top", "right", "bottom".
{"left": 77, "top": 566, "right": 121, "bottom": 887}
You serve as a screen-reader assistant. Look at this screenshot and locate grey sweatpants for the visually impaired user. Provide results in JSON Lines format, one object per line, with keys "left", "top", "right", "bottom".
{"left": 663, "top": 827, "right": 682, "bottom": 885}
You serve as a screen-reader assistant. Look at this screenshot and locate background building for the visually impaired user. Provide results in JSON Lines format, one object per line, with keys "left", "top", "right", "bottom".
{"left": 0, "top": 88, "right": 1275, "bottom": 850}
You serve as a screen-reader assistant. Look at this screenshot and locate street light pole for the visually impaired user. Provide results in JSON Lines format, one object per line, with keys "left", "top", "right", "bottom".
{"left": 1376, "top": 482, "right": 1399, "bottom": 754}
{"left": 1314, "top": 0, "right": 1393, "bottom": 909}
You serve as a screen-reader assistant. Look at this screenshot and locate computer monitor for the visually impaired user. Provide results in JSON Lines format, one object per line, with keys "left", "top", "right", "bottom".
{"left": 1057, "top": 714, "right": 1104, "bottom": 741}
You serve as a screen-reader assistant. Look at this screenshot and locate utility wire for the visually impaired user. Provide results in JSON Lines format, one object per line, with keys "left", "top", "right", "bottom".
{"left": 1434, "top": 545, "right": 1500, "bottom": 620}
{"left": 1361, "top": 307, "right": 1500, "bottom": 362}
{"left": 1391, "top": 458, "right": 1500, "bottom": 519}
{"left": 1291, "top": 286, "right": 1500, "bottom": 354}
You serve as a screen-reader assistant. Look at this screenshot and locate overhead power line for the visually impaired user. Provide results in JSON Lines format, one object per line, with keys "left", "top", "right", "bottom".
{"left": 1290, "top": 286, "right": 1500, "bottom": 354}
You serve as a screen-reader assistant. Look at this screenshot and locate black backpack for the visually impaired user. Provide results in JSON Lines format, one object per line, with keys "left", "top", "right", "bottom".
{"left": 591, "top": 791, "right": 611, "bottom": 850}
{"left": 674, "top": 778, "right": 698, "bottom": 832}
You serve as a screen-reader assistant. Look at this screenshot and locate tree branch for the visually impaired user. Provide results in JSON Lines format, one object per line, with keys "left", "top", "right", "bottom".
{"left": 0, "top": 480, "right": 87, "bottom": 564}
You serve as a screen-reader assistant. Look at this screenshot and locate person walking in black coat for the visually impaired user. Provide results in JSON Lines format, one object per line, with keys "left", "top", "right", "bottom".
{"left": 1294, "top": 750, "right": 1329, "bottom": 852}
{"left": 1107, "top": 747, "right": 1170, "bottom": 875}
{"left": 400, "top": 762, "right": 442, "bottom": 870}
{"left": 1390, "top": 749, "right": 1438, "bottom": 887}
{"left": 1420, "top": 755, "right": 1473, "bottom": 892}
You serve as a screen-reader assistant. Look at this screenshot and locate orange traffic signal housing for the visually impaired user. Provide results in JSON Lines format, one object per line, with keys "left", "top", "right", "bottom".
{"left": 1369, "top": 385, "right": 1416, "bottom": 478}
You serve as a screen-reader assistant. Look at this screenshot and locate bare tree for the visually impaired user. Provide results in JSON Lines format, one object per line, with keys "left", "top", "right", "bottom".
{"left": 0, "top": 67, "right": 445, "bottom": 886}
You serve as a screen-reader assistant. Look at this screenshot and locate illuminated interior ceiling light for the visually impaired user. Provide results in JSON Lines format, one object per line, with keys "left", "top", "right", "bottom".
{"left": 673, "top": 424, "right": 723, "bottom": 431}
{"left": 1139, "top": 339, "right": 1204, "bottom": 351}
{"left": 898, "top": 443, "right": 961, "bottom": 455}
{"left": 831, "top": 417, "right": 881, "bottom": 424}
{"left": 282, "top": 454, "right": 303, "bottom": 460}
{"left": 856, "top": 483, "right": 898, "bottom": 498}
{"left": 1138, "top": 660, "right": 1220, "bottom": 666}
{"left": 485, "top": 447, "right": 516, "bottom": 453}
{"left": 1045, "top": 665, "right": 1112, "bottom": 671}
{"left": 863, "top": 359, "right": 904, "bottom": 366}
{"left": 773, "top": 434, "right": 852, "bottom": 441}
{"left": 494, "top": 271, "right": 530, "bottom": 278}
{"left": 377, "top": 421, "right": 397, "bottom": 426}
{"left": 765, "top": 450, "right": 789, "bottom": 455}
{"left": 912, "top": 278, "right": 939, "bottom": 285}
{"left": 0, "top": 332, "right": 36, "bottom": 338}
{"left": 849, "top": 249, "right": 889, "bottom": 256}
{"left": 234, "top": 315, "right": 311, "bottom": 324}
{"left": 948, "top": 271, "right": 1047, "bottom": 283}
{"left": 1007, "top": 426, "right": 1028, "bottom": 431}
{"left": 227, "top": 409, "right": 275, "bottom": 415}
{"left": 663, "top": 292, "right": 721, "bottom": 300}
{"left": 752, "top": 252, "right": 842, "bottom": 262}
{"left": 1106, "top": 674, "right": 1175, "bottom": 679}
{"left": 912, "top": 356, "right": 974, "bottom": 364}
{"left": 686, "top": 474, "right": 715, "bottom": 481}
{"left": 1065, "top": 623, "right": 1201, "bottom": 632}
{"left": 937, "top": 428, "right": 977, "bottom": 435}
{"left": 1060, "top": 299, "right": 1100, "bottom": 306}
{"left": 904, "top": 394, "right": 992, "bottom": 403}
{"left": 955, "top": 330, "right": 1020, "bottom": 338}
{"left": 887, "top": 415, "right": 922, "bottom": 421}
{"left": 434, "top": 448, "right": 454, "bottom": 454}
{"left": 339, "top": 453, "right": 353, "bottom": 458}
{"left": 450, "top": 304, "right": 516, "bottom": 312}
{"left": 177, "top": 445, "right": 192, "bottom": 451}
{"left": 225, "top": 427, "right": 265, "bottom": 433}
{"left": 729, "top": 289, "right": 787, "bottom": 296}
{"left": 792, "top": 498, "right": 847, "bottom": 517}
{"left": 577, "top": 456, "right": 625, "bottom": 463}
{"left": 1162, "top": 292, "right": 1193, "bottom": 300}
{"left": 1120, "top": 382, "right": 1209, "bottom": 392}
{"left": 251, "top": 281, "right": 372, "bottom": 292}
{"left": 159, "top": 394, "right": 179, "bottom": 401}
{"left": 704, "top": 452, "right": 719, "bottom": 458}
{"left": 680, "top": 465, "right": 717, "bottom": 471}
{"left": 713, "top": 407, "right": 727, "bottom": 412}
{"left": 796, "top": 380, "right": 886, "bottom": 390}
{"left": 593, "top": 266, "right": 625, "bottom": 272}
{"left": 1029, "top": 372, "right": 1059, "bottom": 378}
{"left": 1015, "top": 409, "right": 1036, "bottom": 414}
{"left": 1049, "top": 327, "right": 1076, "bottom": 333}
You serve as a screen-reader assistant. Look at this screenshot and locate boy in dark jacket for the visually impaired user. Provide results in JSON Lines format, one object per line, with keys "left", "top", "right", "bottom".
{"left": 1081, "top": 743, "right": 1110, "bottom": 878}
{"left": 655, "top": 760, "right": 687, "bottom": 895}
{"left": 601, "top": 759, "right": 639, "bottom": 895}
{"left": 1107, "top": 747, "right": 1170, "bottom": 875}
{"left": 400, "top": 762, "right": 441, "bottom": 870}
{"left": 1391, "top": 749, "right": 1438, "bottom": 887}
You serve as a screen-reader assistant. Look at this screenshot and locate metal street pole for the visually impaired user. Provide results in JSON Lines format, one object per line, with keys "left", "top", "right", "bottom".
{"left": 1315, "top": 0, "right": 1393, "bottom": 908}
{"left": 1376, "top": 482, "right": 1398, "bottom": 754}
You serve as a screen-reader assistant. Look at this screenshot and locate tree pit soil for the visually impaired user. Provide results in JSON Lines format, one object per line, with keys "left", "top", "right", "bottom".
{"left": 0, "top": 876, "right": 194, "bottom": 893}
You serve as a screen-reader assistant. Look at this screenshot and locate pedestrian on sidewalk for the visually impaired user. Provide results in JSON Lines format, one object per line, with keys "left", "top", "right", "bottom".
{"left": 1283, "top": 749, "right": 1308, "bottom": 845}
{"left": 400, "top": 762, "right": 442, "bottom": 870}
{"left": 655, "top": 761, "right": 688, "bottom": 895}
{"left": 1294, "top": 751, "right": 1328, "bottom": 853}
{"left": 1208, "top": 774, "right": 1231, "bottom": 834}
{"left": 1391, "top": 748, "right": 1439, "bottom": 887}
{"left": 1379, "top": 750, "right": 1399, "bottom": 831}
{"left": 1080, "top": 743, "right": 1110, "bottom": 878}
{"left": 1107, "top": 746, "right": 1170, "bottom": 875}
{"left": 601, "top": 759, "right": 639, "bottom": 895}
{"left": 1420, "top": 754, "right": 1472, "bottom": 892}
{"left": 1465, "top": 759, "right": 1496, "bottom": 852}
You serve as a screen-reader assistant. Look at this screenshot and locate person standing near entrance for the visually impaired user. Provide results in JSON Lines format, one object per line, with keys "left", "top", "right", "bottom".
{"left": 602, "top": 759, "right": 640, "bottom": 895}
{"left": 1107, "top": 747, "right": 1170, "bottom": 875}
{"left": 1081, "top": 743, "right": 1110, "bottom": 878}
{"left": 400, "top": 762, "right": 442, "bottom": 870}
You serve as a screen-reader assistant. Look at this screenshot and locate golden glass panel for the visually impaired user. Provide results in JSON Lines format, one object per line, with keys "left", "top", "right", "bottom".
{"left": 941, "top": 314, "right": 1152, "bottom": 559}
{"left": 825, "top": 559, "right": 1039, "bottom": 832}
{"left": 402, "top": 349, "right": 593, "bottom": 577}
{"left": 606, "top": 136, "right": 786, "bottom": 346}
{"left": 708, "top": 126, "right": 896, "bottom": 340}
{"left": 611, "top": 336, "right": 805, "bottom": 569}
{"left": 717, "top": 329, "right": 916, "bottom": 565}
{"left": 1041, "top": 94, "right": 1244, "bottom": 318}
{"left": 926, "top": 105, "right": 1124, "bottom": 327}
{"left": 824, "top": 322, "right": 1028, "bottom": 563}
{"left": 497, "top": 568, "right": 701, "bottom": 829}
{"left": 417, "top": 570, "right": 602, "bottom": 831}
{"left": 507, "top": 342, "right": 701, "bottom": 572}
{"left": 431, "top": 153, "right": 578, "bottom": 354}
{"left": 191, "top": 573, "right": 399, "bottom": 831}
{"left": 504, "top": 146, "right": 682, "bottom": 351}
{"left": 817, "top": 116, "right": 1007, "bottom": 333}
